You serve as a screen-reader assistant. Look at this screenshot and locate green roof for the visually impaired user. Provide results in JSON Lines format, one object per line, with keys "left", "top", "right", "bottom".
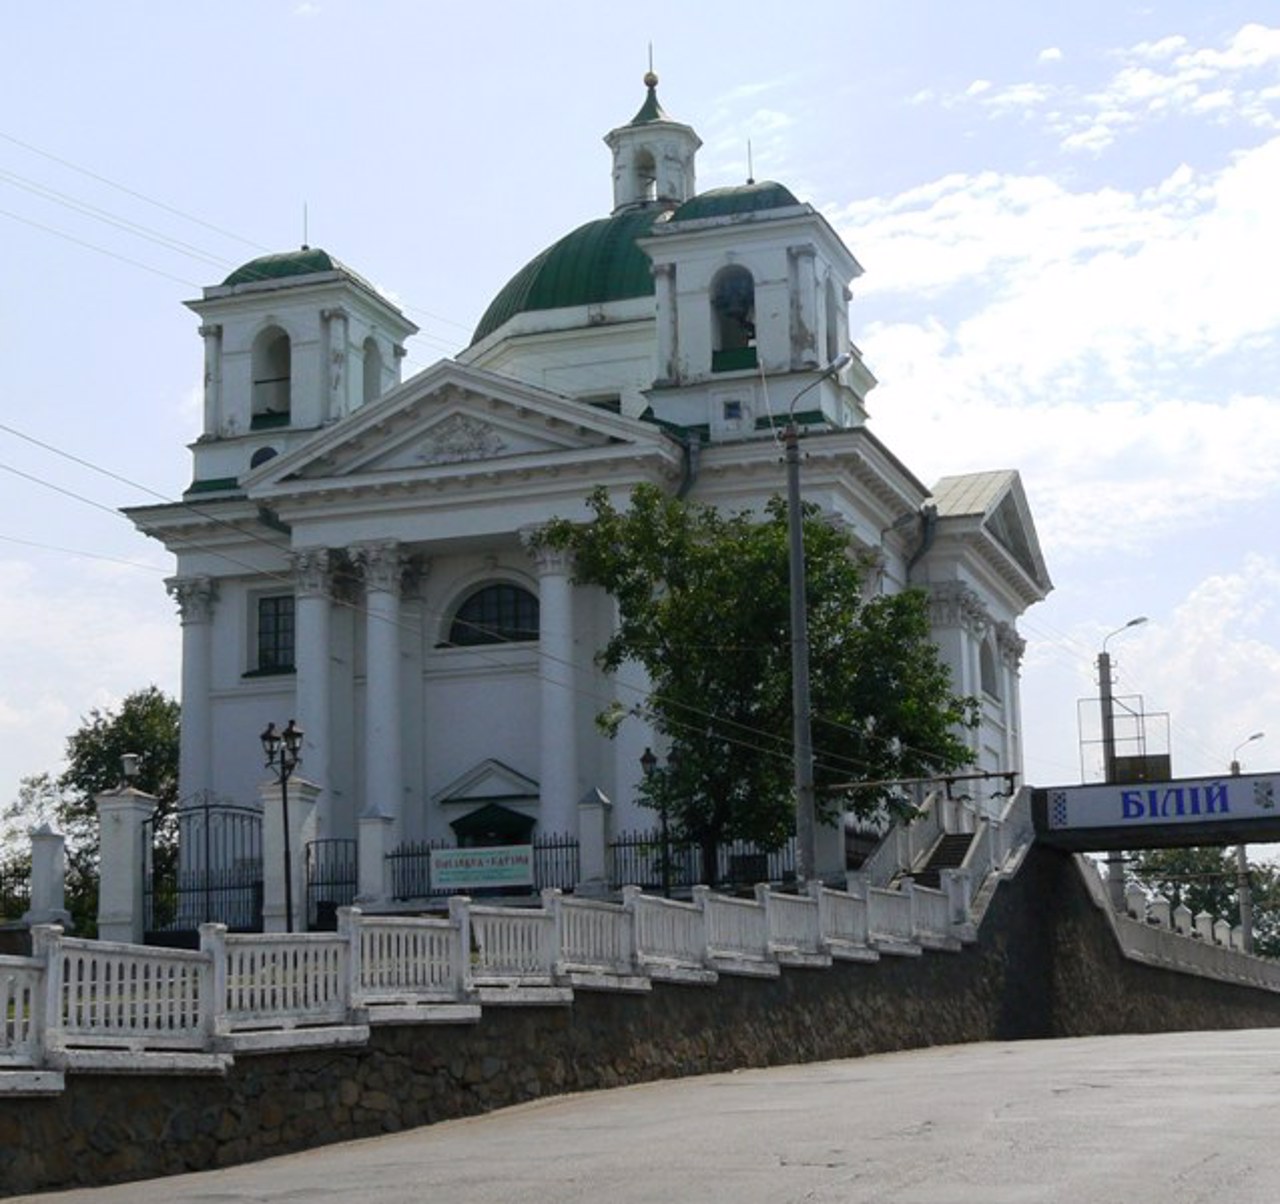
{"left": 222, "top": 247, "right": 339, "bottom": 287}
{"left": 671, "top": 181, "right": 800, "bottom": 222}
{"left": 471, "top": 208, "right": 662, "bottom": 344}
{"left": 629, "top": 73, "right": 668, "bottom": 125}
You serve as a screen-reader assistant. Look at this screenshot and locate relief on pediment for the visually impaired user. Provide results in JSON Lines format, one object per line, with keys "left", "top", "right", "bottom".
{"left": 413, "top": 414, "right": 507, "bottom": 465}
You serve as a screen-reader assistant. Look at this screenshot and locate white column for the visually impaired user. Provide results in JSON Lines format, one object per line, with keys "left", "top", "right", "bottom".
{"left": 259, "top": 777, "right": 319, "bottom": 933}
{"left": 526, "top": 538, "right": 579, "bottom": 835}
{"left": 292, "top": 548, "right": 333, "bottom": 837}
{"left": 355, "top": 541, "right": 405, "bottom": 824}
{"left": 788, "top": 244, "right": 819, "bottom": 370}
{"left": 198, "top": 323, "right": 222, "bottom": 435}
{"left": 96, "top": 788, "right": 157, "bottom": 943}
{"left": 323, "top": 306, "right": 350, "bottom": 420}
{"left": 652, "top": 262, "right": 678, "bottom": 386}
{"left": 24, "top": 823, "right": 70, "bottom": 929}
{"left": 166, "top": 576, "right": 217, "bottom": 802}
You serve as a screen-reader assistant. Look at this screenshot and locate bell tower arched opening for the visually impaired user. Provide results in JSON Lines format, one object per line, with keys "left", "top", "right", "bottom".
{"left": 251, "top": 326, "right": 292, "bottom": 428}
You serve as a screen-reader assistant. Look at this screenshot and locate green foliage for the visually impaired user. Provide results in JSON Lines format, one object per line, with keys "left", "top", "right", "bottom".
{"left": 539, "top": 484, "right": 976, "bottom": 876}
{"left": 4, "top": 687, "right": 180, "bottom": 935}
{"left": 1128, "top": 845, "right": 1280, "bottom": 958}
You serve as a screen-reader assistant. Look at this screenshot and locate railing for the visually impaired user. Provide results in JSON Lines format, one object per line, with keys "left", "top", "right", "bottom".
{"left": 469, "top": 905, "right": 555, "bottom": 981}
{"left": 386, "top": 835, "right": 581, "bottom": 900}
{"left": 213, "top": 931, "right": 350, "bottom": 1030}
{"left": 815, "top": 884, "right": 871, "bottom": 949}
{"left": 37, "top": 928, "right": 210, "bottom": 1052}
{"left": 910, "top": 883, "right": 951, "bottom": 943}
{"left": 552, "top": 894, "right": 635, "bottom": 976}
{"left": 0, "top": 956, "right": 43, "bottom": 1066}
{"left": 761, "top": 887, "right": 823, "bottom": 957}
{"left": 625, "top": 888, "right": 706, "bottom": 968}
{"left": 868, "top": 887, "right": 914, "bottom": 944}
{"left": 905, "top": 790, "right": 945, "bottom": 873}
{"left": 346, "top": 909, "right": 466, "bottom": 1004}
{"left": 387, "top": 839, "right": 456, "bottom": 900}
{"left": 608, "top": 832, "right": 796, "bottom": 892}
{"left": 698, "top": 889, "right": 768, "bottom": 961}
{"left": 306, "top": 839, "right": 358, "bottom": 930}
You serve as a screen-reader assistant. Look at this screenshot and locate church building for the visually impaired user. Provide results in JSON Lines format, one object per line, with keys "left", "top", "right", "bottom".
{"left": 127, "top": 74, "right": 1051, "bottom": 927}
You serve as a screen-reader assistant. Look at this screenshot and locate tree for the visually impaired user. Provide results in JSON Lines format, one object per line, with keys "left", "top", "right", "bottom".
{"left": 538, "top": 484, "right": 976, "bottom": 882}
{"left": 1128, "top": 845, "right": 1280, "bottom": 959}
{"left": 5, "top": 686, "right": 179, "bottom": 934}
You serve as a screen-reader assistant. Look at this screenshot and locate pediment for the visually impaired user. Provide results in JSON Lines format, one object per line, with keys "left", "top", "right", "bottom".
{"left": 930, "top": 470, "right": 1053, "bottom": 600}
{"left": 244, "top": 359, "right": 667, "bottom": 491}
{"left": 432, "top": 759, "right": 540, "bottom": 806}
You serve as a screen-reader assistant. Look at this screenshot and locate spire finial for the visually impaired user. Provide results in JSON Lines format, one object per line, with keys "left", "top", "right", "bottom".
{"left": 747, "top": 140, "right": 755, "bottom": 186}
{"left": 645, "top": 43, "right": 658, "bottom": 89}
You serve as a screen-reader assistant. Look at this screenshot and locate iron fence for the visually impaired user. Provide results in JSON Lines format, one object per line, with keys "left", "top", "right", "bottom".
{"left": 0, "top": 861, "right": 31, "bottom": 920}
{"left": 306, "top": 839, "right": 358, "bottom": 930}
{"left": 608, "top": 831, "right": 796, "bottom": 891}
{"left": 387, "top": 833, "right": 581, "bottom": 899}
{"left": 144, "top": 794, "right": 263, "bottom": 940}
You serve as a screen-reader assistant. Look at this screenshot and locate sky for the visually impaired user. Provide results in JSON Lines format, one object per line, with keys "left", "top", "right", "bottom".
{"left": 1, "top": 1, "right": 1278, "bottom": 824}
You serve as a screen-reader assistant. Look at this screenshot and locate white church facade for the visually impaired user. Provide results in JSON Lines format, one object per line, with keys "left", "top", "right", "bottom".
{"left": 127, "top": 75, "right": 1051, "bottom": 929}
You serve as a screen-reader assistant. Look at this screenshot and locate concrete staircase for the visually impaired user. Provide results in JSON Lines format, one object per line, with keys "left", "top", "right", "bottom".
{"left": 910, "top": 833, "right": 974, "bottom": 890}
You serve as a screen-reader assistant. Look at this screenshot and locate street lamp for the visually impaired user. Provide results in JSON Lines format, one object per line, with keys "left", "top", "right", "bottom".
{"left": 784, "top": 351, "right": 853, "bottom": 889}
{"left": 1098, "top": 616, "right": 1148, "bottom": 911}
{"left": 1231, "top": 731, "right": 1265, "bottom": 954}
{"left": 261, "top": 719, "right": 304, "bottom": 933}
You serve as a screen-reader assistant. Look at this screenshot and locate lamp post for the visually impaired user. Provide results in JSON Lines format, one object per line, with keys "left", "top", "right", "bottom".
{"left": 1099, "top": 616, "right": 1148, "bottom": 911}
{"left": 1231, "top": 731, "right": 1265, "bottom": 953}
{"left": 640, "top": 746, "right": 672, "bottom": 897}
{"left": 261, "top": 719, "right": 304, "bottom": 933}
{"left": 784, "top": 352, "right": 853, "bottom": 889}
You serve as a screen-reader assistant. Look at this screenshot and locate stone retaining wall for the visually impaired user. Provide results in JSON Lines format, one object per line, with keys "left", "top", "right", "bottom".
{"left": 4, "top": 847, "right": 1279, "bottom": 1196}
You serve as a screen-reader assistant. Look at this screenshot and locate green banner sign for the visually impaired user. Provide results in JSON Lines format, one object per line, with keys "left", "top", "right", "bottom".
{"left": 430, "top": 845, "right": 534, "bottom": 889}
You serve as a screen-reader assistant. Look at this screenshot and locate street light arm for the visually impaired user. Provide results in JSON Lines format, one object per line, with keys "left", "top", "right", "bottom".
{"left": 788, "top": 352, "right": 854, "bottom": 419}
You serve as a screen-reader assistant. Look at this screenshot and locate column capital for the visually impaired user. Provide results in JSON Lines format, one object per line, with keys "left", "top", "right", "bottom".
{"left": 652, "top": 261, "right": 676, "bottom": 279}
{"left": 787, "top": 242, "right": 818, "bottom": 262}
{"left": 926, "top": 581, "right": 990, "bottom": 636}
{"left": 353, "top": 540, "right": 407, "bottom": 594}
{"left": 291, "top": 547, "right": 333, "bottom": 599}
{"left": 320, "top": 306, "right": 349, "bottom": 323}
{"left": 197, "top": 323, "right": 222, "bottom": 339}
{"left": 166, "top": 575, "right": 218, "bottom": 623}
{"left": 520, "top": 526, "right": 574, "bottom": 576}
{"left": 995, "top": 620, "right": 1026, "bottom": 669}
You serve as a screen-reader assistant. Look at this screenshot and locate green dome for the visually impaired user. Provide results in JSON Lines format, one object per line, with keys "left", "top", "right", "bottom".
{"left": 671, "top": 181, "right": 799, "bottom": 222}
{"left": 471, "top": 209, "right": 662, "bottom": 345}
{"left": 222, "top": 247, "right": 340, "bottom": 287}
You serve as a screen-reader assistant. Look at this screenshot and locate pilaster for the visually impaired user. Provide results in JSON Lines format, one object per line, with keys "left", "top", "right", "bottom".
{"left": 166, "top": 575, "right": 218, "bottom": 801}
{"left": 354, "top": 541, "right": 407, "bottom": 824}
{"left": 292, "top": 548, "right": 334, "bottom": 837}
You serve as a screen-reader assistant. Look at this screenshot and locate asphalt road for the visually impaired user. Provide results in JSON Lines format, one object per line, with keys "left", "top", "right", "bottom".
{"left": 20, "top": 1028, "right": 1280, "bottom": 1203}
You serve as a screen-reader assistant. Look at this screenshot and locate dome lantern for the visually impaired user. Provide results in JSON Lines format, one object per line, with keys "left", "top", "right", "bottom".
{"left": 603, "top": 71, "right": 701, "bottom": 214}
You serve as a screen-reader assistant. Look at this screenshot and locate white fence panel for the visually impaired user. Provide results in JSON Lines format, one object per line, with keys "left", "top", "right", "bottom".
{"left": 556, "top": 897, "right": 634, "bottom": 975}
{"left": 869, "top": 887, "right": 914, "bottom": 944}
{"left": 47, "top": 933, "right": 208, "bottom": 1050}
{"left": 700, "top": 892, "right": 769, "bottom": 961}
{"left": 0, "top": 956, "right": 43, "bottom": 1066}
{"left": 911, "top": 884, "right": 951, "bottom": 942}
{"left": 817, "top": 887, "right": 870, "bottom": 947}
{"left": 762, "top": 889, "right": 823, "bottom": 955}
{"left": 355, "top": 915, "right": 465, "bottom": 1002}
{"left": 626, "top": 890, "right": 706, "bottom": 967}
{"left": 470, "top": 906, "right": 555, "bottom": 981}
{"left": 222, "top": 933, "right": 349, "bottom": 1029}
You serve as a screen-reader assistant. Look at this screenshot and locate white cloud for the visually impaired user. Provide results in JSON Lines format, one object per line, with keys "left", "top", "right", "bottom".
{"left": 966, "top": 80, "right": 993, "bottom": 97}
{"left": 1038, "top": 48, "right": 1063, "bottom": 64}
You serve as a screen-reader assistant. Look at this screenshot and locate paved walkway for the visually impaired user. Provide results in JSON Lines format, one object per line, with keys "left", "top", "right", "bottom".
{"left": 19, "top": 1028, "right": 1280, "bottom": 1203}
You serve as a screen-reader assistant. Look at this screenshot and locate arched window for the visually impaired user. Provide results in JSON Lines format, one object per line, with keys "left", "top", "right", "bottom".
{"left": 634, "top": 148, "right": 658, "bottom": 203}
{"left": 251, "top": 326, "right": 291, "bottom": 427}
{"left": 980, "top": 639, "right": 1001, "bottom": 700}
{"left": 249, "top": 446, "right": 278, "bottom": 470}
{"left": 711, "top": 266, "right": 757, "bottom": 372}
{"left": 362, "top": 336, "right": 383, "bottom": 404}
{"left": 448, "top": 584, "right": 539, "bottom": 647}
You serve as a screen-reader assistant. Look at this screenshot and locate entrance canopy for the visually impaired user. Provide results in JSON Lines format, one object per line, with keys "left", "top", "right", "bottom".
{"left": 1034, "top": 772, "right": 1279, "bottom": 852}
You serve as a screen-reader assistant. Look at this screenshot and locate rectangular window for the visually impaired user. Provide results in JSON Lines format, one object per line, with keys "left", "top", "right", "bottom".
{"left": 256, "top": 595, "right": 295, "bottom": 673}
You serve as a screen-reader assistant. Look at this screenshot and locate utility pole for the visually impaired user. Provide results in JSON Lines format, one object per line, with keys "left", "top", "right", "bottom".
{"left": 1232, "top": 732, "right": 1264, "bottom": 954}
{"left": 1099, "top": 617, "right": 1147, "bottom": 912}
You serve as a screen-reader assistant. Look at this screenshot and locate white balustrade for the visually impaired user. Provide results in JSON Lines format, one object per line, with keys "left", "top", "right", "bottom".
{"left": 553, "top": 894, "right": 634, "bottom": 976}
{"left": 0, "top": 956, "right": 43, "bottom": 1066}
{"left": 348, "top": 911, "right": 467, "bottom": 1003}
{"left": 868, "top": 887, "right": 914, "bottom": 944}
{"left": 758, "top": 886, "right": 823, "bottom": 957}
{"left": 37, "top": 927, "right": 210, "bottom": 1051}
{"left": 698, "top": 889, "right": 769, "bottom": 962}
{"left": 217, "top": 932, "right": 350, "bottom": 1029}
{"left": 909, "top": 883, "right": 951, "bottom": 943}
{"left": 470, "top": 905, "right": 556, "bottom": 981}
{"left": 905, "top": 791, "right": 944, "bottom": 870}
{"left": 814, "top": 885, "right": 871, "bottom": 949}
{"left": 624, "top": 887, "right": 707, "bottom": 969}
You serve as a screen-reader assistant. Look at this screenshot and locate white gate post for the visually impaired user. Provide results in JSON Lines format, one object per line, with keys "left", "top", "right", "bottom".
{"left": 24, "top": 824, "right": 71, "bottom": 929}
{"left": 576, "top": 788, "right": 612, "bottom": 897}
{"left": 259, "top": 776, "right": 320, "bottom": 932}
{"left": 96, "top": 786, "right": 157, "bottom": 943}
